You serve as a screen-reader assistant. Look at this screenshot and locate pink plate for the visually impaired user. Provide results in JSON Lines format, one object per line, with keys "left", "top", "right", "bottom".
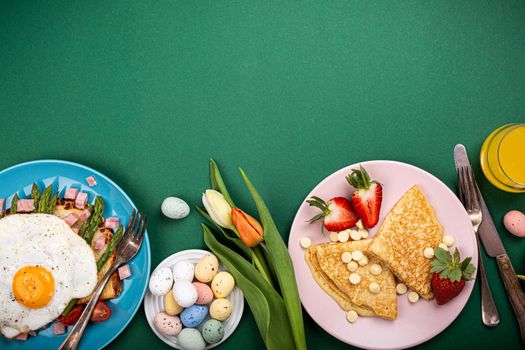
{"left": 288, "top": 160, "right": 477, "bottom": 350}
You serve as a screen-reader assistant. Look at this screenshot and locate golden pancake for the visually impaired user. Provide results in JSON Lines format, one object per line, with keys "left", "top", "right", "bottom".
{"left": 306, "top": 240, "right": 397, "bottom": 320}
{"left": 368, "top": 185, "right": 443, "bottom": 300}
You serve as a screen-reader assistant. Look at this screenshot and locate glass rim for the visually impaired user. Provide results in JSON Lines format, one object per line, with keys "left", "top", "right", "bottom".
{"left": 497, "top": 123, "right": 525, "bottom": 187}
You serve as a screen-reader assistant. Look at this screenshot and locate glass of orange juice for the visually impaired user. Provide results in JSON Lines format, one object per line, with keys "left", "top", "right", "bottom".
{"left": 480, "top": 123, "right": 525, "bottom": 193}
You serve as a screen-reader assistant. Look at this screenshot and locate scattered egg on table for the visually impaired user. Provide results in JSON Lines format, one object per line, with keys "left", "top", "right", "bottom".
{"left": 201, "top": 319, "right": 225, "bottom": 344}
{"left": 408, "top": 291, "right": 420, "bottom": 303}
{"left": 149, "top": 267, "right": 174, "bottom": 296}
{"left": 173, "top": 280, "right": 198, "bottom": 308}
{"left": 443, "top": 235, "right": 455, "bottom": 247}
{"left": 396, "top": 283, "right": 407, "bottom": 295}
{"left": 177, "top": 328, "right": 206, "bottom": 350}
{"left": 423, "top": 247, "right": 434, "bottom": 259}
{"left": 346, "top": 310, "right": 358, "bottom": 323}
{"left": 164, "top": 290, "right": 183, "bottom": 316}
{"left": 209, "top": 298, "right": 232, "bottom": 321}
{"left": 358, "top": 255, "right": 369, "bottom": 266}
{"left": 154, "top": 312, "right": 182, "bottom": 336}
{"left": 172, "top": 260, "right": 195, "bottom": 282}
{"left": 438, "top": 243, "right": 449, "bottom": 251}
{"left": 194, "top": 255, "right": 219, "bottom": 283}
{"left": 369, "top": 264, "right": 382, "bottom": 276}
{"left": 347, "top": 261, "right": 358, "bottom": 272}
{"left": 349, "top": 273, "right": 361, "bottom": 285}
{"left": 341, "top": 251, "right": 352, "bottom": 263}
{"left": 180, "top": 305, "right": 208, "bottom": 328}
{"left": 193, "top": 282, "right": 214, "bottom": 305}
{"left": 338, "top": 230, "right": 350, "bottom": 243}
{"left": 299, "top": 237, "right": 311, "bottom": 249}
{"left": 359, "top": 229, "right": 369, "bottom": 239}
{"left": 211, "top": 271, "right": 235, "bottom": 298}
{"left": 503, "top": 210, "right": 525, "bottom": 237}
{"left": 329, "top": 232, "right": 339, "bottom": 242}
{"left": 161, "top": 196, "right": 190, "bottom": 219}
{"left": 368, "top": 282, "right": 380, "bottom": 294}
{"left": 351, "top": 250, "right": 363, "bottom": 261}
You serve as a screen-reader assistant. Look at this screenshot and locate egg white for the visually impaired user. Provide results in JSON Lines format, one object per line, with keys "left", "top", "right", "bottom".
{"left": 0, "top": 214, "right": 97, "bottom": 338}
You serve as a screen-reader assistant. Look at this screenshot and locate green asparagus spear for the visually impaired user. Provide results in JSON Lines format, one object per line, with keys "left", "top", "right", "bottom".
{"left": 38, "top": 185, "right": 52, "bottom": 213}
{"left": 97, "top": 225, "right": 123, "bottom": 270}
{"left": 62, "top": 299, "right": 77, "bottom": 316}
{"left": 47, "top": 193, "right": 58, "bottom": 214}
{"left": 31, "top": 183, "right": 40, "bottom": 209}
{"left": 11, "top": 194, "right": 19, "bottom": 213}
{"left": 86, "top": 197, "right": 104, "bottom": 244}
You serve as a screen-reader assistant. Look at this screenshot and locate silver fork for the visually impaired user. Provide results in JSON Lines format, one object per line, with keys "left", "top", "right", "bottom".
{"left": 59, "top": 210, "right": 147, "bottom": 350}
{"left": 458, "top": 166, "right": 500, "bottom": 327}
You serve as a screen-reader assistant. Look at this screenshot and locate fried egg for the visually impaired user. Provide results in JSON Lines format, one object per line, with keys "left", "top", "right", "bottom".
{"left": 0, "top": 214, "right": 97, "bottom": 338}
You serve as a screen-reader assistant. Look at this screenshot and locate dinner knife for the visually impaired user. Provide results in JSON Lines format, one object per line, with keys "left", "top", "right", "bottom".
{"left": 454, "top": 144, "right": 525, "bottom": 345}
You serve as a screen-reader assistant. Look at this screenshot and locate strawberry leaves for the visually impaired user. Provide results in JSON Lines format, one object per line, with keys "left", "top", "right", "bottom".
{"left": 430, "top": 247, "right": 475, "bottom": 282}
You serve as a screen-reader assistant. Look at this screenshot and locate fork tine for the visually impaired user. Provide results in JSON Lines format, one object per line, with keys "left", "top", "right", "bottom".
{"left": 466, "top": 167, "right": 481, "bottom": 211}
{"left": 134, "top": 214, "right": 146, "bottom": 245}
{"left": 462, "top": 167, "right": 474, "bottom": 211}
{"left": 457, "top": 167, "right": 466, "bottom": 205}
{"left": 125, "top": 209, "right": 137, "bottom": 235}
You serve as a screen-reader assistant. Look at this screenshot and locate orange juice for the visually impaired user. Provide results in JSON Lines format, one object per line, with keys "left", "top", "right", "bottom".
{"left": 480, "top": 123, "right": 525, "bottom": 192}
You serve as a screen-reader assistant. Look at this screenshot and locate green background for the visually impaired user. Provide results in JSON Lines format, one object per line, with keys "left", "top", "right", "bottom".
{"left": 1, "top": 1, "right": 525, "bottom": 349}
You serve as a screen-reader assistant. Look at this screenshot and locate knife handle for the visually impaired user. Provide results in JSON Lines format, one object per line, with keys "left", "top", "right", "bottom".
{"left": 496, "top": 253, "right": 525, "bottom": 345}
{"left": 477, "top": 240, "right": 499, "bottom": 327}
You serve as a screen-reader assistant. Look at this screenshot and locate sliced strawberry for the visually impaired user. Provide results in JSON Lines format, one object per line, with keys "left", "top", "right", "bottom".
{"left": 431, "top": 247, "right": 476, "bottom": 305}
{"left": 346, "top": 166, "right": 382, "bottom": 228}
{"left": 307, "top": 196, "right": 358, "bottom": 232}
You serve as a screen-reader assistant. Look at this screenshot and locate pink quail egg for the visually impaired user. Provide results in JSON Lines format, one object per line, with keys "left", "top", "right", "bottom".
{"left": 192, "top": 282, "right": 214, "bottom": 305}
{"left": 504, "top": 210, "right": 525, "bottom": 237}
{"left": 154, "top": 312, "right": 182, "bottom": 336}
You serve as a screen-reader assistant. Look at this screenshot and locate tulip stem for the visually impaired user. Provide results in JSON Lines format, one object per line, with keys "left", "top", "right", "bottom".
{"left": 253, "top": 245, "right": 274, "bottom": 287}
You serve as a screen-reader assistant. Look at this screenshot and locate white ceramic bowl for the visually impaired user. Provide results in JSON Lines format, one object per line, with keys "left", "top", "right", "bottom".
{"left": 144, "top": 249, "right": 244, "bottom": 349}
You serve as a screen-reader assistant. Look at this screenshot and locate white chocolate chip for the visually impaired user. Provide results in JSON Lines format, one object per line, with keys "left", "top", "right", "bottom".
{"left": 338, "top": 230, "right": 350, "bottom": 243}
{"left": 349, "top": 273, "right": 361, "bottom": 285}
{"left": 346, "top": 310, "right": 358, "bottom": 323}
{"left": 368, "top": 282, "right": 380, "bottom": 294}
{"left": 329, "top": 232, "right": 339, "bottom": 242}
{"left": 359, "top": 229, "right": 369, "bottom": 239}
{"left": 438, "top": 243, "right": 449, "bottom": 251}
{"left": 424, "top": 247, "right": 434, "bottom": 259}
{"left": 369, "top": 264, "right": 382, "bottom": 276}
{"left": 350, "top": 229, "right": 362, "bottom": 241}
{"left": 356, "top": 219, "right": 364, "bottom": 230}
{"left": 358, "top": 255, "right": 369, "bottom": 266}
{"left": 396, "top": 283, "right": 407, "bottom": 295}
{"left": 351, "top": 250, "right": 364, "bottom": 261}
{"left": 347, "top": 261, "right": 358, "bottom": 272}
{"left": 408, "top": 291, "right": 420, "bottom": 303}
{"left": 443, "top": 235, "right": 455, "bottom": 247}
{"left": 299, "top": 237, "right": 312, "bottom": 249}
{"left": 341, "top": 251, "right": 353, "bottom": 263}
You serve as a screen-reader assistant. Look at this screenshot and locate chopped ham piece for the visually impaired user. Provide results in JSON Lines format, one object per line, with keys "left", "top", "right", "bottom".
{"left": 63, "top": 213, "right": 79, "bottom": 227}
{"left": 85, "top": 176, "right": 97, "bottom": 187}
{"left": 17, "top": 199, "right": 35, "bottom": 212}
{"left": 0, "top": 198, "right": 4, "bottom": 211}
{"left": 105, "top": 217, "right": 119, "bottom": 230}
{"left": 75, "top": 192, "right": 88, "bottom": 209}
{"left": 16, "top": 332, "right": 28, "bottom": 341}
{"left": 118, "top": 264, "right": 132, "bottom": 280}
{"left": 64, "top": 188, "right": 78, "bottom": 200}
{"left": 80, "top": 209, "right": 91, "bottom": 221}
{"left": 54, "top": 322, "right": 66, "bottom": 335}
{"left": 94, "top": 236, "right": 106, "bottom": 250}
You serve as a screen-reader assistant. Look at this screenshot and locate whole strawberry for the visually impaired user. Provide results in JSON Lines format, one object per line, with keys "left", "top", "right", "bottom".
{"left": 307, "top": 196, "right": 358, "bottom": 232}
{"left": 346, "top": 165, "right": 383, "bottom": 228}
{"left": 431, "top": 247, "right": 476, "bottom": 305}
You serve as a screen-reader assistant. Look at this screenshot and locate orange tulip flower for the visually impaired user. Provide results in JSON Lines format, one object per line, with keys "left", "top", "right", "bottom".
{"left": 231, "top": 208, "right": 264, "bottom": 247}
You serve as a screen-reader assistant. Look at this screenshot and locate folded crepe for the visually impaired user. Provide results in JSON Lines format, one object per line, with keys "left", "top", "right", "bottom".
{"left": 368, "top": 185, "right": 443, "bottom": 300}
{"left": 305, "top": 239, "right": 397, "bottom": 320}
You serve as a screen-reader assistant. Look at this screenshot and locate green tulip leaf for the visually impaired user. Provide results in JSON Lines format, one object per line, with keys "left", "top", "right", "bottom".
{"left": 210, "top": 159, "right": 235, "bottom": 207}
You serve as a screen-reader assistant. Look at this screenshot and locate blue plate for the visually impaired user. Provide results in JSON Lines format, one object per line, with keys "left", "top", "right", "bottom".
{"left": 0, "top": 160, "right": 151, "bottom": 350}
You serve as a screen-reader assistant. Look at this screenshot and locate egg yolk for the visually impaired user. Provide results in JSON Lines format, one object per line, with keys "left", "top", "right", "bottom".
{"left": 13, "top": 266, "right": 55, "bottom": 309}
